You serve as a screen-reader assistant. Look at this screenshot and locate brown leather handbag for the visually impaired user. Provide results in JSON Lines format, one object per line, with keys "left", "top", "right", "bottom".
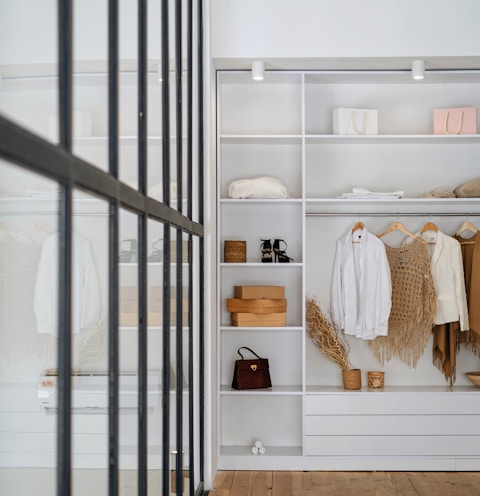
{"left": 231, "top": 347, "right": 272, "bottom": 390}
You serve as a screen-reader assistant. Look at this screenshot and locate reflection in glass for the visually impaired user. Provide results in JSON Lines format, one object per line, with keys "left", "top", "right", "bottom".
{"left": 71, "top": 190, "right": 109, "bottom": 496}
{"left": 147, "top": 219, "right": 164, "bottom": 493}
{"left": 0, "top": 2, "right": 57, "bottom": 143}
{"left": 119, "top": 209, "right": 139, "bottom": 496}
{"left": 0, "top": 160, "right": 59, "bottom": 495}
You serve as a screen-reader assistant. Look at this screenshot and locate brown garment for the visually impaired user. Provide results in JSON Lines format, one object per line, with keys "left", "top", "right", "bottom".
{"left": 454, "top": 231, "right": 480, "bottom": 336}
{"left": 370, "top": 238, "right": 436, "bottom": 368}
{"left": 432, "top": 321, "right": 460, "bottom": 386}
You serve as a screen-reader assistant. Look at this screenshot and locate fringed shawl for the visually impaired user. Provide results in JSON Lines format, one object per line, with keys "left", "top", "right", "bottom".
{"left": 369, "top": 238, "right": 436, "bottom": 367}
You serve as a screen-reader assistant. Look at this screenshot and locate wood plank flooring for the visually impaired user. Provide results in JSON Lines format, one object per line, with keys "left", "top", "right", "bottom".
{"left": 209, "top": 471, "right": 480, "bottom": 496}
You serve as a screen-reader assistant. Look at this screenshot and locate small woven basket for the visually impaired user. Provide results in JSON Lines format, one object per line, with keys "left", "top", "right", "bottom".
{"left": 367, "top": 371, "right": 384, "bottom": 389}
{"left": 342, "top": 368, "right": 361, "bottom": 390}
{"left": 224, "top": 240, "right": 246, "bottom": 263}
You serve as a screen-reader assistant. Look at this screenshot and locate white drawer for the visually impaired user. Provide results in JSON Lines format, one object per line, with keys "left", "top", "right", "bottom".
{"left": 305, "top": 414, "right": 480, "bottom": 436}
{"left": 305, "top": 435, "right": 480, "bottom": 457}
{"left": 305, "top": 391, "right": 480, "bottom": 415}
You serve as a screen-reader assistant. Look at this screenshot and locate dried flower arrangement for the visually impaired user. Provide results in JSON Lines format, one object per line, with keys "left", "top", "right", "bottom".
{"left": 305, "top": 297, "right": 354, "bottom": 371}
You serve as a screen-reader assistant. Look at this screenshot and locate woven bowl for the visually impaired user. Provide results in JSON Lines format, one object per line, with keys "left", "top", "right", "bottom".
{"left": 466, "top": 372, "right": 480, "bottom": 387}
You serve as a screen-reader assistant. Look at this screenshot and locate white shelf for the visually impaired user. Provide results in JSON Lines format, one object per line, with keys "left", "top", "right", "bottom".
{"left": 305, "top": 385, "right": 480, "bottom": 394}
{"left": 220, "top": 198, "right": 302, "bottom": 204}
{"left": 305, "top": 134, "right": 480, "bottom": 144}
{"left": 220, "top": 445, "right": 302, "bottom": 457}
{"left": 220, "top": 325, "right": 303, "bottom": 332}
{"left": 220, "top": 385, "right": 302, "bottom": 395}
{"left": 305, "top": 198, "right": 480, "bottom": 215}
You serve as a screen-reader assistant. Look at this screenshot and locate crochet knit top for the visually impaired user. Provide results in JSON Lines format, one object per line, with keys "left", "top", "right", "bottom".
{"left": 369, "top": 237, "right": 437, "bottom": 368}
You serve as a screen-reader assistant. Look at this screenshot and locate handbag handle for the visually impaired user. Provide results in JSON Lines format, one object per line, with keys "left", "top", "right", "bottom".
{"left": 237, "top": 346, "right": 263, "bottom": 360}
{"left": 444, "top": 111, "right": 463, "bottom": 135}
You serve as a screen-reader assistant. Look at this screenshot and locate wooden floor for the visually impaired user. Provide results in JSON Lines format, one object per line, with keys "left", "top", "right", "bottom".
{"left": 209, "top": 471, "right": 480, "bottom": 496}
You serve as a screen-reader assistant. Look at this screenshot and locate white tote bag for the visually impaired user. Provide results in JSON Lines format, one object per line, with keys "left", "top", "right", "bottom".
{"left": 333, "top": 108, "right": 378, "bottom": 135}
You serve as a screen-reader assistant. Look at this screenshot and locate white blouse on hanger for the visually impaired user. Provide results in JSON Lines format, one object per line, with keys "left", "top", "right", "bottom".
{"left": 405, "top": 229, "right": 469, "bottom": 330}
{"left": 34, "top": 233, "right": 103, "bottom": 337}
{"left": 330, "top": 227, "right": 392, "bottom": 340}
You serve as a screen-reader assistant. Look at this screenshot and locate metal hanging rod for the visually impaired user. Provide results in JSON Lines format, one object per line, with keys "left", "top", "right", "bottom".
{"left": 0, "top": 211, "right": 106, "bottom": 217}
{"left": 306, "top": 212, "right": 480, "bottom": 218}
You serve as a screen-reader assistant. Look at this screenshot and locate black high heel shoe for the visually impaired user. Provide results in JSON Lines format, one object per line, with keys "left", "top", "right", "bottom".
{"left": 273, "top": 239, "right": 294, "bottom": 263}
{"left": 260, "top": 239, "right": 273, "bottom": 263}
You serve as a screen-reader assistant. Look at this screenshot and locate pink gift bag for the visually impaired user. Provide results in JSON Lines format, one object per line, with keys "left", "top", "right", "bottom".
{"left": 433, "top": 107, "right": 477, "bottom": 135}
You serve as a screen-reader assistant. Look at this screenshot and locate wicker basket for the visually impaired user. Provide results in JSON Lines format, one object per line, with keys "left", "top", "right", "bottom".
{"left": 367, "top": 371, "right": 384, "bottom": 389}
{"left": 224, "top": 240, "right": 246, "bottom": 263}
{"left": 342, "top": 368, "right": 361, "bottom": 390}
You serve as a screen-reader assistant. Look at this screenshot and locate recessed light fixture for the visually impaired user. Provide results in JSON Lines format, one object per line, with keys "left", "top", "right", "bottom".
{"left": 411, "top": 60, "right": 425, "bottom": 80}
{"left": 251, "top": 60, "right": 265, "bottom": 81}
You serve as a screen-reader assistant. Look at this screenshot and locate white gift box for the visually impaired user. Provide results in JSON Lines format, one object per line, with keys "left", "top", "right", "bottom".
{"left": 333, "top": 108, "right": 378, "bottom": 135}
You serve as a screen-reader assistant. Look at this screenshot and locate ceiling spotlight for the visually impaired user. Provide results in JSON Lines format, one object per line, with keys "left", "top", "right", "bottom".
{"left": 411, "top": 60, "right": 425, "bottom": 80}
{"left": 251, "top": 61, "right": 265, "bottom": 81}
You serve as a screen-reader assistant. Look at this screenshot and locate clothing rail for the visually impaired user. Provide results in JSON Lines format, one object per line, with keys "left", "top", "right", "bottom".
{"left": 306, "top": 212, "right": 480, "bottom": 217}
{"left": 0, "top": 211, "right": 106, "bottom": 216}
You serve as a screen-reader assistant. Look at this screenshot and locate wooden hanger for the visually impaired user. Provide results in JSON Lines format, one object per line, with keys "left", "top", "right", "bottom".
{"left": 420, "top": 221, "right": 438, "bottom": 234}
{"left": 456, "top": 220, "right": 478, "bottom": 237}
{"left": 377, "top": 221, "right": 421, "bottom": 241}
{"left": 351, "top": 221, "right": 365, "bottom": 233}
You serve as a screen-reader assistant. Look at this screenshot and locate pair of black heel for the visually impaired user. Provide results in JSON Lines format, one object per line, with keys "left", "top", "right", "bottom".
{"left": 260, "top": 239, "right": 294, "bottom": 263}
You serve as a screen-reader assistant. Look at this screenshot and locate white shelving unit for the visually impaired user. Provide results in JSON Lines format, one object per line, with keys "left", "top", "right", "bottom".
{"left": 216, "top": 69, "right": 480, "bottom": 470}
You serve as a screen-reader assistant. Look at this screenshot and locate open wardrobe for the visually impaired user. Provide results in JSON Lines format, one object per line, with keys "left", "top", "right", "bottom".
{"left": 216, "top": 69, "right": 480, "bottom": 472}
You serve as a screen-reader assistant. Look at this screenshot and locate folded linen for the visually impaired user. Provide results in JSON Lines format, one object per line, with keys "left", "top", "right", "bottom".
{"left": 337, "top": 187, "right": 404, "bottom": 199}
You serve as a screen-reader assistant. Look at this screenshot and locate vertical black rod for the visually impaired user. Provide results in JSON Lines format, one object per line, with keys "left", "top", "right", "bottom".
{"left": 196, "top": 0, "right": 206, "bottom": 484}
{"left": 59, "top": 0, "right": 73, "bottom": 151}
{"left": 108, "top": 1, "right": 120, "bottom": 495}
{"left": 174, "top": 1, "right": 184, "bottom": 493}
{"left": 186, "top": 0, "right": 195, "bottom": 493}
{"left": 138, "top": 1, "right": 148, "bottom": 495}
{"left": 160, "top": 0, "right": 172, "bottom": 494}
{"left": 138, "top": 215, "right": 148, "bottom": 496}
{"left": 57, "top": 186, "right": 73, "bottom": 496}
{"left": 57, "top": 1, "right": 73, "bottom": 495}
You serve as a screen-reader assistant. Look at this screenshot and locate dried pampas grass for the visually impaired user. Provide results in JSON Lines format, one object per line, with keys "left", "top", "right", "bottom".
{"left": 306, "top": 297, "right": 353, "bottom": 371}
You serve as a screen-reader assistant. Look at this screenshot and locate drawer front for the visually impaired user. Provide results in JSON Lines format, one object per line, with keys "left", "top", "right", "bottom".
{"left": 305, "top": 392, "right": 480, "bottom": 415}
{"left": 305, "top": 435, "right": 480, "bottom": 457}
{"left": 305, "top": 414, "right": 480, "bottom": 436}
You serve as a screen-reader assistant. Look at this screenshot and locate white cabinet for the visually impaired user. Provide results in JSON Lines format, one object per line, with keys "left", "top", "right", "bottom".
{"left": 216, "top": 69, "right": 480, "bottom": 470}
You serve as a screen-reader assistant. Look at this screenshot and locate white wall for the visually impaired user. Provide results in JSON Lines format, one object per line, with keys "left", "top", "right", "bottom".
{"left": 210, "top": 0, "right": 480, "bottom": 70}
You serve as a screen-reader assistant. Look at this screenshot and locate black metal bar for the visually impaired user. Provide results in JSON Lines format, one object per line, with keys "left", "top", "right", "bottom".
{"left": 160, "top": 0, "right": 172, "bottom": 492}
{"left": 138, "top": 0, "right": 148, "bottom": 494}
{"left": 59, "top": 0, "right": 73, "bottom": 151}
{"left": 138, "top": 214, "right": 148, "bottom": 496}
{"left": 57, "top": 1, "right": 73, "bottom": 495}
{"left": 175, "top": 0, "right": 183, "bottom": 215}
{"left": 108, "top": 204, "right": 120, "bottom": 496}
{"left": 187, "top": 0, "right": 194, "bottom": 220}
{"left": 186, "top": 1, "right": 195, "bottom": 493}
{"left": 0, "top": 117, "right": 204, "bottom": 237}
{"left": 176, "top": 229, "right": 184, "bottom": 496}
{"left": 161, "top": 0, "right": 171, "bottom": 207}
{"left": 174, "top": 0, "right": 184, "bottom": 494}
{"left": 57, "top": 185, "right": 73, "bottom": 496}
{"left": 162, "top": 225, "right": 171, "bottom": 495}
{"left": 197, "top": 0, "right": 206, "bottom": 484}
{"left": 108, "top": 0, "right": 120, "bottom": 495}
